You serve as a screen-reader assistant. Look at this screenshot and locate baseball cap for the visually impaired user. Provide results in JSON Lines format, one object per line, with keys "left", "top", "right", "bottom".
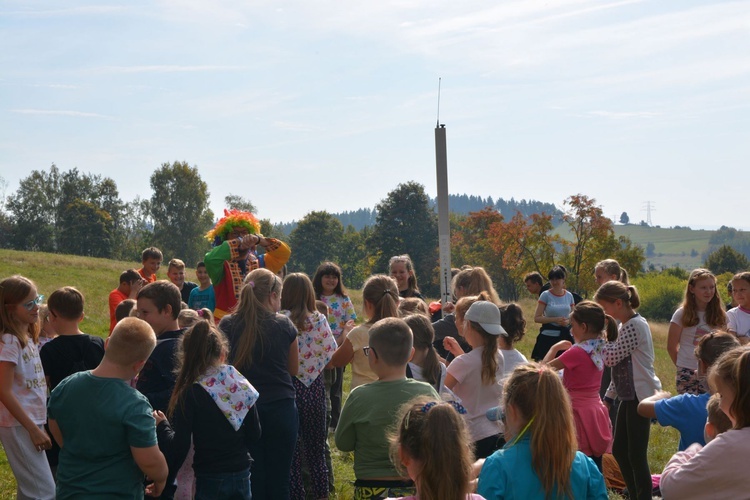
{"left": 464, "top": 301, "right": 507, "bottom": 336}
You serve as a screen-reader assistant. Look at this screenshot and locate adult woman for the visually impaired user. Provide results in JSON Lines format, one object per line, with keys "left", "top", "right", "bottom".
{"left": 531, "top": 266, "right": 575, "bottom": 361}
{"left": 389, "top": 255, "right": 424, "bottom": 299}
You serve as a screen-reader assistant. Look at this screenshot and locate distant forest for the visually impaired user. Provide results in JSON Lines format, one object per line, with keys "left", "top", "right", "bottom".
{"left": 275, "top": 194, "right": 562, "bottom": 235}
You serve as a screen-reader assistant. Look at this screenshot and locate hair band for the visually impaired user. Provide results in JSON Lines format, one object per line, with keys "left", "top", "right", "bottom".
{"left": 248, "top": 281, "right": 255, "bottom": 288}
{"left": 197, "top": 310, "right": 204, "bottom": 317}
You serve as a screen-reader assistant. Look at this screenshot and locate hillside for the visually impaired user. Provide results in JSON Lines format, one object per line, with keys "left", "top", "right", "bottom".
{"left": 613, "top": 225, "right": 713, "bottom": 270}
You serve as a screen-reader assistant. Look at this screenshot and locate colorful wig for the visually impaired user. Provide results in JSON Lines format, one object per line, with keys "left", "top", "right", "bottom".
{"left": 206, "top": 209, "right": 260, "bottom": 245}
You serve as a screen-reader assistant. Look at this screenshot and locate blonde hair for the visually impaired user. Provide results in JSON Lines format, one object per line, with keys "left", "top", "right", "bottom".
{"left": 594, "top": 259, "right": 629, "bottom": 285}
{"left": 168, "top": 258, "right": 186, "bottom": 271}
{"left": 452, "top": 266, "right": 501, "bottom": 304}
{"left": 390, "top": 397, "right": 474, "bottom": 500}
{"left": 281, "top": 273, "right": 317, "bottom": 331}
{"left": 681, "top": 269, "right": 726, "bottom": 329}
{"left": 503, "top": 363, "right": 577, "bottom": 498}
{"left": 709, "top": 346, "right": 750, "bottom": 429}
{"left": 594, "top": 280, "right": 640, "bottom": 309}
{"left": 362, "top": 275, "right": 399, "bottom": 324}
{"left": 0, "top": 275, "right": 39, "bottom": 348}
{"left": 398, "top": 297, "right": 430, "bottom": 318}
{"left": 178, "top": 308, "right": 213, "bottom": 328}
{"left": 107, "top": 317, "right": 157, "bottom": 366}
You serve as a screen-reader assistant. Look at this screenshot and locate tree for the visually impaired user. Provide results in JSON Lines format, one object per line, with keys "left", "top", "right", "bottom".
{"left": 646, "top": 242, "right": 656, "bottom": 257}
{"left": 5, "top": 165, "right": 61, "bottom": 251}
{"left": 369, "top": 182, "right": 438, "bottom": 296}
{"left": 114, "top": 196, "right": 154, "bottom": 261}
{"left": 288, "top": 211, "right": 345, "bottom": 276}
{"left": 619, "top": 212, "right": 630, "bottom": 224}
{"left": 224, "top": 194, "right": 257, "bottom": 214}
{"left": 149, "top": 161, "right": 214, "bottom": 265}
{"left": 705, "top": 245, "right": 750, "bottom": 275}
{"left": 57, "top": 200, "right": 113, "bottom": 257}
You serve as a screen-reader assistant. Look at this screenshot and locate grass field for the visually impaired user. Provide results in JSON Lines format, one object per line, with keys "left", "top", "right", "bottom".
{"left": 0, "top": 249, "right": 680, "bottom": 498}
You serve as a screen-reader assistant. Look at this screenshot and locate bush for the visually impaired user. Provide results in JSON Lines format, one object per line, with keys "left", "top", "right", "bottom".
{"left": 632, "top": 272, "right": 685, "bottom": 322}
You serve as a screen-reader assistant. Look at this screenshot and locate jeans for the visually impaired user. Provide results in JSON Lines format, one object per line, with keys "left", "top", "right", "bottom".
{"left": 249, "top": 398, "right": 299, "bottom": 500}
{"left": 195, "top": 468, "right": 251, "bottom": 500}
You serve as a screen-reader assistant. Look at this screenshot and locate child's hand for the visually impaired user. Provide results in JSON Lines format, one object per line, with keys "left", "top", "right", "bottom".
{"left": 29, "top": 426, "right": 52, "bottom": 451}
{"left": 443, "top": 337, "right": 465, "bottom": 357}
{"left": 341, "top": 320, "right": 356, "bottom": 337}
{"left": 442, "top": 301, "right": 455, "bottom": 314}
{"left": 152, "top": 410, "right": 167, "bottom": 426}
{"left": 145, "top": 477, "right": 166, "bottom": 497}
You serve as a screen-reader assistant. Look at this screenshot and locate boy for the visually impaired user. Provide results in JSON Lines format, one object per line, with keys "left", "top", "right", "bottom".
{"left": 47, "top": 317, "right": 168, "bottom": 499}
{"left": 109, "top": 269, "right": 144, "bottom": 333}
{"left": 135, "top": 281, "right": 184, "bottom": 413}
{"left": 167, "top": 258, "right": 198, "bottom": 304}
{"left": 187, "top": 261, "right": 215, "bottom": 312}
{"left": 138, "top": 247, "right": 163, "bottom": 283}
{"left": 335, "top": 317, "right": 438, "bottom": 498}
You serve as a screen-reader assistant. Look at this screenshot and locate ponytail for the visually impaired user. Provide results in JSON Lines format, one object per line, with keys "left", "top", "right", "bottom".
{"left": 403, "top": 314, "right": 442, "bottom": 388}
{"left": 362, "top": 275, "right": 399, "bottom": 324}
{"left": 467, "top": 320, "right": 500, "bottom": 385}
{"left": 594, "top": 280, "right": 640, "bottom": 310}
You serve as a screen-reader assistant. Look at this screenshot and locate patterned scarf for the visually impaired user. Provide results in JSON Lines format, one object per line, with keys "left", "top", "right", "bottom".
{"left": 576, "top": 338, "right": 605, "bottom": 371}
{"left": 197, "top": 364, "right": 259, "bottom": 431}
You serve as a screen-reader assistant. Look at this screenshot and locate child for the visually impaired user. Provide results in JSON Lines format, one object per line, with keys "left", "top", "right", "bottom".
{"left": 218, "top": 268, "right": 299, "bottom": 500}
{"left": 705, "top": 392, "right": 733, "bottom": 439}
{"left": 543, "top": 301, "right": 615, "bottom": 470}
{"left": 109, "top": 269, "right": 144, "bottom": 333}
{"left": 313, "top": 261, "right": 357, "bottom": 428}
{"left": 135, "top": 281, "right": 185, "bottom": 412}
{"left": 668, "top": 269, "right": 727, "bottom": 395}
{"left": 390, "top": 254, "right": 424, "bottom": 299}
{"left": 445, "top": 301, "right": 506, "bottom": 459}
{"left": 532, "top": 265, "right": 575, "bottom": 361}
{"left": 727, "top": 271, "right": 750, "bottom": 343}
{"left": 0, "top": 275, "right": 55, "bottom": 499}
{"left": 498, "top": 303, "right": 528, "bottom": 376}
{"left": 660, "top": 346, "right": 750, "bottom": 498}
{"left": 37, "top": 304, "right": 57, "bottom": 348}
{"left": 48, "top": 317, "right": 168, "bottom": 498}
{"left": 281, "top": 273, "right": 337, "bottom": 500}
{"left": 167, "top": 258, "right": 199, "bottom": 304}
{"left": 403, "top": 314, "right": 447, "bottom": 394}
{"left": 594, "top": 259, "right": 629, "bottom": 286}
{"left": 595, "top": 280, "right": 661, "bottom": 500}
{"left": 155, "top": 319, "right": 260, "bottom": 499}
{"left": 329, "top": 275, "right": 399, "bottom": 389}
{"left": 388, "top": 397, "right": 485, "bottom": 500}
{"left": 477, "top": 363, "right": 607, "bottom": 499}
{"left": 188, "top": 261, "right": 215, "bottom": 312}
{"left": 138, "top": 247, "right": 163, "bottom": 283}
{"left": 335, "top": 317, "right": 439, "bottom": 500}
{"left": 115, "top": 299, "right": 136, "bottom": 324}
{"left": 638, "top": 331, "right": 739, "bottom": 451}
{"left": 398, "top": 297, "right": 431, "bottom": 318}
{"left": 178, "top": 308, "right": 214, "bottom": 329}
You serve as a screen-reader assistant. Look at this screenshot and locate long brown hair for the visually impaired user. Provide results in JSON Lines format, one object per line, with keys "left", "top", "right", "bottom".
{"left": 571, "top": 301, "right": 618, "bottom": 342}
{"left": 504, "top": 363, "right": 577, "bottom": 498}
{"left": 390, "top": 397, "right": 474, "bottom": 500}
{"left": 362, "top": 275, "right": 399, "bottom": 324}
{"left": 452, "top": 266, "right": 501, "bottom": 304}
{"left": 281, "top": 273, "right": 317, "bottom": 331}
{"left": 594, "top": 280, "right": 640, "bottom": 309}
{"left": 389, "top": 255, "right": 420, "bottom": 295}
{"left": 168, "top": 319, "right": 227, "bottom": 418}
{"left": 403, "top": 314, "right": 442, "bottom": 388}
{"left": 230, "top": 268, "right": 281, "bottom": 370}
{"left": 466, "top": 319, "right": 500, "bottom": 385}
{"left": 709, "top": 346, "right": 750, "bottom": 429}
{"left": 0, "top": 275, "right": 39, "bottom": 348}
{"left": 681, "top": 269, "right": 726, "bottom": 329}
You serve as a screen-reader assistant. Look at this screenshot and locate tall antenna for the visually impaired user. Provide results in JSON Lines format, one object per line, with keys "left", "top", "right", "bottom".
{"left": 642, "top": 201, "right": 656, "bottom": 226}
{"left": 436, "top": 77, "right": 441, "bottom": 127}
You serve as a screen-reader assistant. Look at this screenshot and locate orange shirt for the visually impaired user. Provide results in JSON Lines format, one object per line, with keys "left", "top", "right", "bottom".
{"left": 138, "top": 268, "right": 157, "bottom": 283}
{"left": 108, "top": 288, "right": 129, "bottom": 332}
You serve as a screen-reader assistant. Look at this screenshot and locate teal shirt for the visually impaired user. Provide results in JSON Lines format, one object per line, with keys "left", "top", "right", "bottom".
{"left": 335, "top": 378, "right": 438, "bottom": 479}
{"left": 48, "top": 371, "right": 157, "bottom": 500}
{"left": 477, "top": 434, "right": 607, "bottom": 500}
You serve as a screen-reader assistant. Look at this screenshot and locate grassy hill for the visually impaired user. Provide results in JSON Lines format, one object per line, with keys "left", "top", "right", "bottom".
{"left": 614, "top": 225, "right": 713, "bottom": 270}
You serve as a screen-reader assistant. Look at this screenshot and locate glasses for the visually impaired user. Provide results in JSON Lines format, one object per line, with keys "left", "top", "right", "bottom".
{"left": 22, "top": 295, "right": 44, "bottom": 311}
{"left": 363, "top": 346, "right": 376, "bottom": 358}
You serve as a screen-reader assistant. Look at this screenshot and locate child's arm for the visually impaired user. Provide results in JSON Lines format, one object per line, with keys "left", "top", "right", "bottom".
{"left": 0, "top": 361, "right": 51, "bottom": 450}
{"left": 602, "top": 322, "right": 641, "bottom": 367}
{"left": 288, "top": 339, "right": 299, "bottom": 377}
{"left": 637, "top": 390, "right": 671, "bottom": 419}
{"left": 666, "top": 322, "right": 682, "bottom": 366}
{"left": 328, "top": 323, "right": 356, "bottom": 368}
{"left": 131, "top": 445, "right": 168, "bottom": 498}
{"left": 541, "top": 340, "right": 572, "bottom": 369}
{"left": 442, "top": 336, "right": 465, "bottom": 358}
{"left": 48, "top": 418, "right": 63, "bottom": 447}
{"left": 333, "top": 393, "right": 357, "bottom": 452}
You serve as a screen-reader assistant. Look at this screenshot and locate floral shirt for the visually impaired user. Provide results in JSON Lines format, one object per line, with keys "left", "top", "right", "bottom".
{"left": 282, "top": 310, "right": 337, "bottom": 387}
{"left": 320, "top": 294, "right": 357, "bottom": 339}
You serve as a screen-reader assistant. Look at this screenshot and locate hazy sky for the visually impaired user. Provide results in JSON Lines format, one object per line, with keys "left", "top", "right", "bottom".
{"left": 2, "top": 1, "right": 748, "bottom": 230}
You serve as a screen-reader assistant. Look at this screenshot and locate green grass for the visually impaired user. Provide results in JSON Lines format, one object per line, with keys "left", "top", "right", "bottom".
{"left": 0, "top": 249, "right": 682, "bottom": 498}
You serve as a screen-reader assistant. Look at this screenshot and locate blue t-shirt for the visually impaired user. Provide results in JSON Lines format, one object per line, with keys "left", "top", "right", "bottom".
{"left": 539, "top": 290, "right": 575, "bottom": 335}
{"left": 188, "top": 285, "right": 216, "bottom": 312}
{"left": 654, "top": 392, "right": 709, "bottom": 451}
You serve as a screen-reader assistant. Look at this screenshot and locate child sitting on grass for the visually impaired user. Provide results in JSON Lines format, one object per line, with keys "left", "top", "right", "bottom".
{"left": 335, "top": 317, "right": 439, "bottom": 500}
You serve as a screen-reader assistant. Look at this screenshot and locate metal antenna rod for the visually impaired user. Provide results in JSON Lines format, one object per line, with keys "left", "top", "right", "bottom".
{"left": 436, "top": 77, "right": 441, "bottom": 127}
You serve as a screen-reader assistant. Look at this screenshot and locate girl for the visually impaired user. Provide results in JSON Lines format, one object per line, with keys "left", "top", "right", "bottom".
{"left": 398, "top": 297, "right": 431, "bottom": 318}
{"left": 498, "top": 303, "right": 528, "bottom": 376}
{"left": 403, "top": 314, "right": 447, "bottom": 394}
{"left": 312, "top": 261, "right": 357, "bottom": 430}
{"left": 445, "top": 301, "right": 505, "bottom": 459}
{"left": 668, "top": 269, "right": 726, "bottom": 395}
{"left": 442, "top": 293, "right": 491, "bottom": 361}
{"left": 543, "top": 301, "right": 616, "bottom": 471}
{"left": 532, "top": 266, "right": 575, "bottom": 361}
{"left": 388, "top": 397, "right": 485, "bottom": 500}
{"left": 156, "top": 319, "right": 261, "bottom": 500}
{"left": 177, "top": 308, "right": 214, "bottom": 329}
{"left": 0, "top": 275, "right": 55, "bottom": 499}
{"left": 390, "top": 255, "right": 424, "bottom": 299}
{"left": 727, "top": 271, "right": 750, "bottom": 341}
{"left": 477, "top": 363, "right": 607, "bottom": 500}
{"left": 218, "top": 268, "right": 299, "bottom": 500}
{"left": 329, "top": 275, "right": 399, "bottom": 389}
{"left": 660, "top": 346, "right": 750, "bottom": 498}
{"left": 281, "top": 273, "right": 337, "bottom": 500}
{"left": 594, "top": 259, "right": 629, "bottom": 286}
{"left": 595, "top": 281, "right": 661, "bottom": 500}
{"left": 36, "top": 304, "right": 57, "bottom": 348}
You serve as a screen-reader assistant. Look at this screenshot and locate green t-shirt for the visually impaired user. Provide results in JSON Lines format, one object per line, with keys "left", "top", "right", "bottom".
{"left": 48, "top": 371, "right": 157, "bottom": 500}
{"left": 334, "top": 378, "right": 439, "bottom": 479}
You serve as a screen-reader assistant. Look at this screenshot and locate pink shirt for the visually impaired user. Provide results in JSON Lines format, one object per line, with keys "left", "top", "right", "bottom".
{"left": 559, "top": 345, "right": 602, "bottom": 395}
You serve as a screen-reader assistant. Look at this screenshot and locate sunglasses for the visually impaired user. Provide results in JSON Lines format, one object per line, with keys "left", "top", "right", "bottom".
{"left": 22, "top": 295, "right": 44, "bottom": 311}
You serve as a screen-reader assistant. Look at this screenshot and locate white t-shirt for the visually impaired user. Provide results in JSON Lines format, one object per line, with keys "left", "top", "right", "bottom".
{"left": 671, "top": 308, "right": 713, "bottom": 370}
{"left": 727, "top": 307, "right": 750, "bottom": 338}
{"left": 0, "top": 334, "right": 47, "bottom": 427}
{"left": 408, "top": 361, "right": 447, "bottom": 395}
{"left": 446, "top": 346, "right": 504, "bottom": 442}
{"left": 500, "top": 348, "right": 528, "bottom": 380}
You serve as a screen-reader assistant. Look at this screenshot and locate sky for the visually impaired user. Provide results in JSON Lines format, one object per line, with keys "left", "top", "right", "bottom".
{"left": 1, "top": 1, "right": 749, "bottom": 230}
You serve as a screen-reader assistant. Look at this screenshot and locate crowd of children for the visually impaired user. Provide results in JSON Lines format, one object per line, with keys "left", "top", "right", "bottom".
{"left": 3, "top": 210, "right": 750, "bottom": 500}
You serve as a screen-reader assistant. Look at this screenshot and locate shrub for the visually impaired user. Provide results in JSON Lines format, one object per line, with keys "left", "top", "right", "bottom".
{"left": 632, "top": 272, "right": 685, "bottom": 322}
